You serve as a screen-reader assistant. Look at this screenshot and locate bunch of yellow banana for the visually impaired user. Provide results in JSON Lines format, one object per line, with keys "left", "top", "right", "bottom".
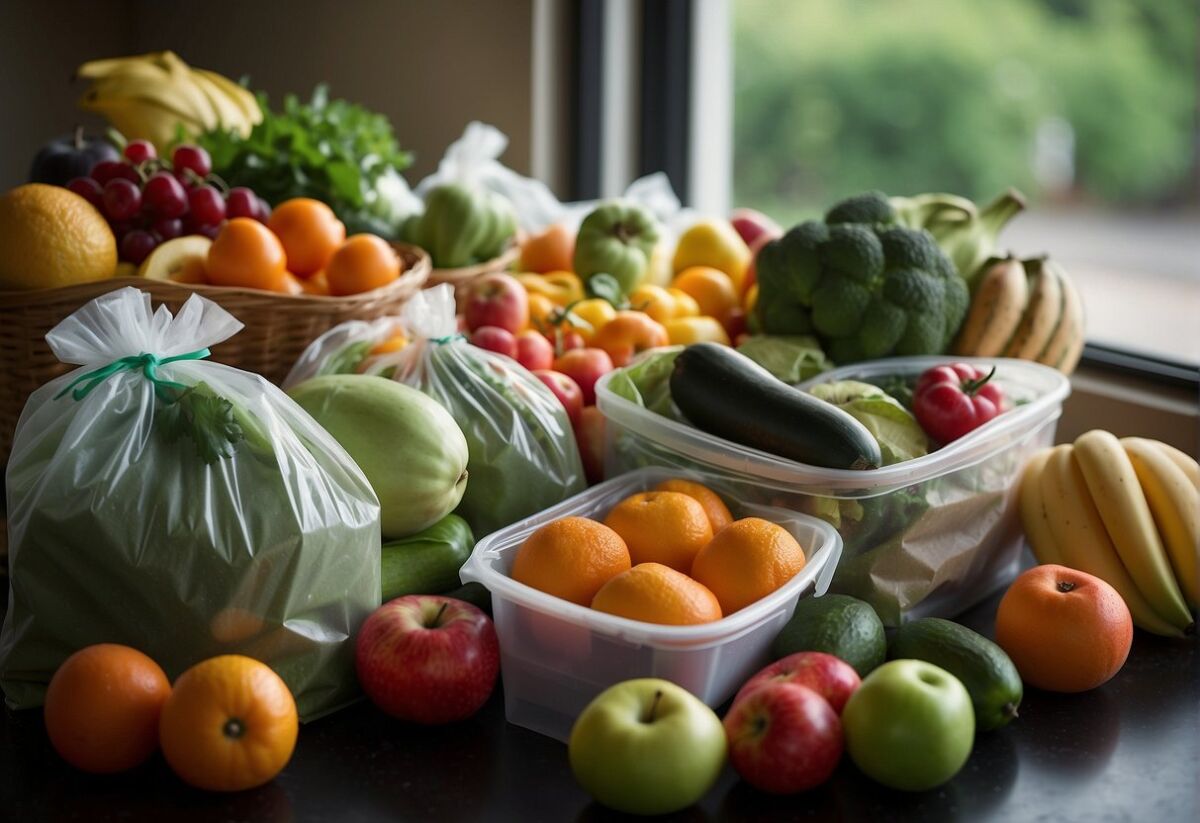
{"left": 76, "top": 51, "right": 261, "bottom": 151}
{"left": 953, "top": 255, "right": 1085, "bottom": 374}
{"left": 1020, "top": 431, "right": 1198, "bottom": 636}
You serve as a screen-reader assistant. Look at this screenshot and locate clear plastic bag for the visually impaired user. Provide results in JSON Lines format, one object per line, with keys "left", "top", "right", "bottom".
{"left": 416, "top": 122, "right": 689, "bottom": 235}
{"left": 286, "top": 285, "right": 586, "bottom": 537}
{"left": 0, "top": 288, "right": 381, "bottom": 720}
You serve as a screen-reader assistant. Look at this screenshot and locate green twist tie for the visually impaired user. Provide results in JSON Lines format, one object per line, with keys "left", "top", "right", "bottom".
{"left": 54, "top": 348, "right": 212, "bottom": 403}
{"left": 431, "top": 333, "right": 466, "bottom": 345}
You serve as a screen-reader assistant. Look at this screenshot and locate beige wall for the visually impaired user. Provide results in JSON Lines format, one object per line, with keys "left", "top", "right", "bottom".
{"left": 0, "top": 0, "right": 535, "bottom": 188}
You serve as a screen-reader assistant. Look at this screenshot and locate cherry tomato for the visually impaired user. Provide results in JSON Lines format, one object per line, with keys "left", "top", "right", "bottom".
{"left": 912, "top": 363, "right": 1005, "bottom": 444}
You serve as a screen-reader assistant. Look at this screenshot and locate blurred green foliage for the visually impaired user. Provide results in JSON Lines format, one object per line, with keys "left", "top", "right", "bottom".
{"left": 733, "top": 0, "right": 1197, "bottom": 220}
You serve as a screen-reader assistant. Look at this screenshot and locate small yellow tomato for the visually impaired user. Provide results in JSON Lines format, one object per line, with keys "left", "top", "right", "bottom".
{"left": 527, "top": 292, "right": 558, "bottom": 332}
{"left": 627, "top": 284, "right": 678, "bottom": 324}
{"left": 667, "top": 287, "right": 701, "bottom": 318}
{"left": 567, "top": 298, "right": 618, "bottom": 344}
{"left": 664, "top": 316, "right": 731, "bottom": 346}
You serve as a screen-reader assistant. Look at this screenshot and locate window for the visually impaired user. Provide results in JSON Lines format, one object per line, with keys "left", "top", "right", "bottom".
{"left": 731, "top": 0, "right": 1198, "bottom": 370}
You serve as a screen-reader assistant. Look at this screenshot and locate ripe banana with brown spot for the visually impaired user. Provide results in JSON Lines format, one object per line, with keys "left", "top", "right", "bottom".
{"left": 953, "top": 256, "right": 1028, "bottom": 357}
{"left": 1018, "top": 448, "right": 1059, "bottom": 565}
{"left": 1122, "top": 437, "right": 1200, "bottom": 608}
{"left": 1072, "top": 430, "right": 1193, "bottom": 630}
{"left": 1002, "top": 257, "right": 1063, "bottom": 360}
{"left": 1039, "top": 444, "right": 1183, "bottom": 636}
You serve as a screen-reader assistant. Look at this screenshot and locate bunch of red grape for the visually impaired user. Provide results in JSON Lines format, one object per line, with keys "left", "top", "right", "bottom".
{"left": 65, "top": 139, "right": 270, "bottom": 265}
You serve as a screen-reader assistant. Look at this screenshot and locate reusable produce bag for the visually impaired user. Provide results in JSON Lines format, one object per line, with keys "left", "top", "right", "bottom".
{"left": 0, "top": 288, "right": 381, "bottom": 720}
{"left": 286, "top": 285, "right": 585, "bottom": 537}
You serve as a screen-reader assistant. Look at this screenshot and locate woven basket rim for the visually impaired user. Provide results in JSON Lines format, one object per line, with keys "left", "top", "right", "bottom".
{"left": 428, "top": 242, "right": 521, "bottom": 283}
{"left": 0, "top": 242, "right": 431, "bottom": 308}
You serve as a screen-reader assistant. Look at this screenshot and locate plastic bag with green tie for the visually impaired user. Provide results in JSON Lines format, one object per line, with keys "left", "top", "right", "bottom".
{"left": 0, "top": 287, "right": 380, "bottom": 720}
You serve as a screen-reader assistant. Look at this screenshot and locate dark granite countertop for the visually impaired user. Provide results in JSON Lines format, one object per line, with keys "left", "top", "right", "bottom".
{"left": 2, "top": 579, "right": 1197, "bottom": 822}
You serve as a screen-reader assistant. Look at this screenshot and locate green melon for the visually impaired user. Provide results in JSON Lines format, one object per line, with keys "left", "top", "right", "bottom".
{"left": 289, "top": 375, "right": 469, "bottom": 538}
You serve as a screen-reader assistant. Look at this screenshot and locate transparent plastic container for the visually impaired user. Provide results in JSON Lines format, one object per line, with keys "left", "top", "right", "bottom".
{"left": 596, "top": 356, "right": 1071, "bottom": 626}
{"left": 459, "top": 467, "right": 841, "bottom": 742}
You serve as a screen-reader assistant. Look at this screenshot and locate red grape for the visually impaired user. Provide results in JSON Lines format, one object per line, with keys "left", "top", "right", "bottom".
{"left": 91, "top": 160, "right": 137, "bottom": 185}
{"left": 188, "top": 185, "right": 226, "bottom": 225}
{"left": 172, "top": 144, "right": 211, "bottom": 178}
{"left": 152, "top": 217, "right": 184, "bottom": 240}
{"left": 195, "top": 222, "right": 223, "bottom": 240}
{"left": 103, "top": 178, "right": 142, "bottom": 221}
{"left": 254, "top": 197, "right": 272, "bottom": 223}
{"left": 225, "top": 187, "right": 258, "bottom": 219}
{"left": 143, "top": 172, "right": 188, "bottom": 218}
{"left": 108, "top": 219, "right": 135, "bottom": 239}
{"left": 123, "top": 140, "right": 156, "bottom": 164}
{"left": 120, "top": 229, "right": 159, "bottom": 264}
{"left": 67, "top": 177, "right": 104, "bottom": 208}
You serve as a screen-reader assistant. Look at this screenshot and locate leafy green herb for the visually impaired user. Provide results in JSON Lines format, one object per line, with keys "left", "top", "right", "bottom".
{"left": 320, "top": 340, "right": 373, "bottom": 376}
{"left": 584, "top": 273, "right": 628, "bottom": 307}
{"left": 159, "top": 382, "right": 244, "bottom": 464}
{"left": 196, "top": 85, "right": 414, "bottom": 237}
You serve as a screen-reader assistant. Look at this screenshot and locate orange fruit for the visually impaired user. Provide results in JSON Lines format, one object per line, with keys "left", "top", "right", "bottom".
{"left": 0, "top": 183, "right": 117, "bottom": 289}
{"left": 527, "top": 292, "right": 559, "bottom": 333}
{"left": 691, "top": 518, "right": 807, "bottom": 614}
{"left": 672, "top": 266, "right": 740, "bottom": 323}
{"left": 370, "top": 331, "right": 408, "bottom": 356}
{"left": 206, "top": 217, "right": 288, "bottom": 291}
{"left": 994, "top": 565, "right": 1133, "bottom": 693}
{"left": 43, "top": 643, "right": 170, "bottom": 773}
{"left": 278, "top": 271, "right": 305, "bottom": 295}
{"left": 267, "top": 197, "right": 346, "bottom": 276}
{"left": 298, "top": 269, "right": 330, "bottom": 296}
{"left": 519, "top": 223, "right": 575, "bottom": 274}
{"left": 591, "top": 563, "right": 723, "bottom": 625}
{"left": 603, "top": 491, "right": 714, "bottom": 572}
{"left": 159, "top": 654, "right": 298, "bottom": 792}
{"left": 325, "top": 234, "right": 402, "bottom": 296}
{"left": 654, "top": 479, "right": 733, "bottom": 532}
{"left": 627, "top": 284, "right": 678, "bottom": 324}
{"left": 511, "top": 517, "right": 632, "bottom": 606}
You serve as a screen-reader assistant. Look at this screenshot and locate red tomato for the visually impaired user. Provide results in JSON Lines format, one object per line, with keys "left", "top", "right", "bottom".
{"left": 912, "top": 363, "right": 1005, "bottom": 444}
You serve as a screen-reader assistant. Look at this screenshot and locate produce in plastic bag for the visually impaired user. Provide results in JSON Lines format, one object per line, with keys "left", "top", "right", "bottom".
{"left": 0, "top": 288, "right": 380, "bottom": 720}
{"left": 285, "top": 285, "right": 586, "bottom": 536}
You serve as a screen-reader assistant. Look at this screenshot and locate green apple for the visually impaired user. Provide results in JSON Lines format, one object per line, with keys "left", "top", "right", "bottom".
{"left": 842, "top": 659, "right": 975, "bottom": 791}
{"left": 573, "top": 202, "right": 661, "bottom": 295}
{"left": 568, "top": 678, "right": 725, "bottom": 815}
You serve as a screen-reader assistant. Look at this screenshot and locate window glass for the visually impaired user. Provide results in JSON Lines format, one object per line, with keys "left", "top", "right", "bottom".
{"left": 734, "top": 0, "right": 1198, "bottom": 366}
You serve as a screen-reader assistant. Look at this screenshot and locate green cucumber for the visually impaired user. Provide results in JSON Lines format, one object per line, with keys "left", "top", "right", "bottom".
{"left": 889, "top": 617, "right": 1023, "bottom": 731}
{"left": 440, "top": 581, "right": 492, "bottom": 615}
{"left": 381, "top": 514, "right": 475, "bottom": 601}
{"left": 669, "top": 343, "right": 882, "bottom": 470}
{"left": 771, "top": 594, "right": 887, "bottom": 677}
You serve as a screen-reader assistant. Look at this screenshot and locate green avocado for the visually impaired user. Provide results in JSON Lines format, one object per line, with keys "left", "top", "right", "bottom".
{"left": 771, "top": 593, "right": 887, "bottom": 677}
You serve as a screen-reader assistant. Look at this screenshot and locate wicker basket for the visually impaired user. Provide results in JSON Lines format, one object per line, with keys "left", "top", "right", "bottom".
{"left": 425, "top": 242, "right": 521, "bottom": 309}
{"left": 0, "top": 243, "right": 430, "bottom": 465}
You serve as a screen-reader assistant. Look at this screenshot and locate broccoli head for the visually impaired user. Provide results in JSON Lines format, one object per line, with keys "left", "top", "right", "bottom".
{"left": 754, "top": 192, "right": 969, "bottom": 363}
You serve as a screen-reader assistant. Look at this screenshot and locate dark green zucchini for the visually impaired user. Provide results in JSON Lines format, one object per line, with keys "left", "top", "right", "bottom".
{"left": 889, "top": 617, "right": 1023, "bottom": 731}
{"left": 669, "top": 343, "right": 882, "bottom": 470}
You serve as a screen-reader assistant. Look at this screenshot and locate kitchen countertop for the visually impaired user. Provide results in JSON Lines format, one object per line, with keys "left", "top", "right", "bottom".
{"left": 1, "top": 581, "right": 1197, "bottom": 822}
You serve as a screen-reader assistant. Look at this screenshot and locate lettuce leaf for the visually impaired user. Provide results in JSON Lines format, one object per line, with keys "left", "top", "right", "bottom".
{"left": 809, "top": 380, "right": 929, "bottom": 465}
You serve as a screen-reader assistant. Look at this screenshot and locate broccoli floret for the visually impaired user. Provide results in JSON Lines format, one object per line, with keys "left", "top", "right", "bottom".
{"left": 812, "top": 279, "right": 872, "bottom": 338}
{"left": 754, "top": 192, "right": 969, "bottom": 362}
{"left": 822, "top": 225, "right": 884, "bottom": 284}
{"left": 826, "top": 191, "right": 896, "bottom": 226}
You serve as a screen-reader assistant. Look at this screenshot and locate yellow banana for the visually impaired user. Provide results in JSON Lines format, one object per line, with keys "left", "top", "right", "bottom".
{"left": 1072, "top": 430, "right": 1193, "bottom": 629}
{"left": 1018, "top": 448, "right": 1059, "bottom": 565}
{"left": 82, "top": 58, "right": 216, "bottom": 128}
{"left": 1037, "top": 260, "right": 1084, "bottom": 372}
{"left": 952, "top": 256, "right": 1027, "bottom": 358}
{"left": 1122, "top": 437, "right": 1200, "bottom": 608}
{"left": 1040, "top": 445, "right": 1184, "bottom": 636}
{"left": 1003, "top": 257, "right": 1063, "bottom": 360}
{"left": 188, "top": 70, "right": 250, "bottom": 135}
{"left": 77, "top": 96, "right": 205, "bottom": 151}
{"left": 193, "top": 68, "right": 262, "bottom": 128}
{"left": 1151, "top": 441, "right": 1200, "bottom": 491}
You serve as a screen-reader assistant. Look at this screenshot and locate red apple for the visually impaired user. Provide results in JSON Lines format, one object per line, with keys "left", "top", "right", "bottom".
{"left": 464, "top": 272, "right": 529, "bottom": 333}
{"left": 730, "top": 208, "right": 783, "bottom": 249}
{"left": 534, "top": 369, "right": 583, "bottom": 429}
{"left": 723, "top": 681, "right": 843, "bottom": 794}
{"left": 577, "top": 405, "right": 606, "bottom": 484}
{"left": 516, "top": 330, "right": 555, "bottom": 371}
{"left": 355, "top": 595, "right": 500, "bottom": 725}
{"left": 733, "top": 652, "right": 861, "bottom": 715}
{"left": 553, "top": 347, "right": 614, "bottom": 406}
{"left": 547, "top": 328, "right": 586, "bottom": 354}
{"left": 471, "top": 326, "right": 518, "bottom": 359}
